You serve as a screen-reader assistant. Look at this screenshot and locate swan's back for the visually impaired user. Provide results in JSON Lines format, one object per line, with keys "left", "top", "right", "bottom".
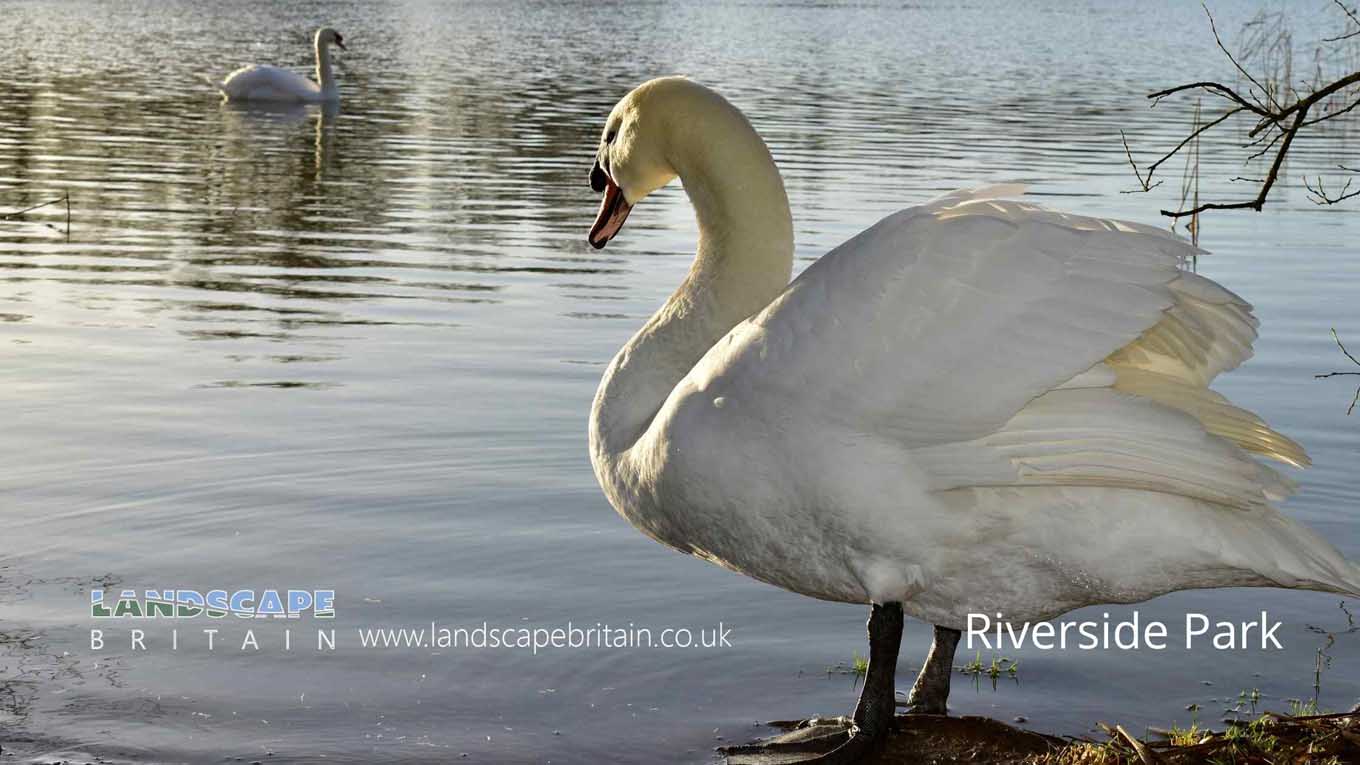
{"left": 219, "top": 65, "right": 321, "bottom": 102}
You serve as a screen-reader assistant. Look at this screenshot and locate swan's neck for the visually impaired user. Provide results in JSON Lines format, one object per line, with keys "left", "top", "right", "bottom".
{"left": 315, "top": 41, "right": 335, "bottom": 92}
{"left": 590, "top": 108, "right": 794, "bottom": 461}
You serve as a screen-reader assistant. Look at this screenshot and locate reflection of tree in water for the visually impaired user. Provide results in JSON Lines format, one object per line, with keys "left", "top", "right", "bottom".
{"left": 0, "top": 73, "right": 39, "bottom": 203}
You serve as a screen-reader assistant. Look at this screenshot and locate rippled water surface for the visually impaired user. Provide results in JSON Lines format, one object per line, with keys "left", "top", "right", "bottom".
{"left": 3, "top": 1, "right": 1359, "bottom": 762}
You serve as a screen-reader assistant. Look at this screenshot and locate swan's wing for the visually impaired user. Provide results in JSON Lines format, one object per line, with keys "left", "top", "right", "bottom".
{"left": 219, "top": 65, "right": 319, "bottom": 101}
{"left": 909, "top": 385, "right": 1297, "bottom": 510}
{"left": 674, "top": 189, "right": 1302, "bottom": 510}
{"left": 688, "top": 189, "right": 1196, "bottom": 449}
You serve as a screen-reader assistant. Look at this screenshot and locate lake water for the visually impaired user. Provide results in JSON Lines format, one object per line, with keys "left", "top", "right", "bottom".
{"left": 2, "top": 1, "right": 1358, "bottom": 762}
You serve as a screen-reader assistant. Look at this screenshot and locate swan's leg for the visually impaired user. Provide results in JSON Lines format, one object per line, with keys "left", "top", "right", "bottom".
{"left": 904, "top": 624, "right": 960, "bottom": 715}
{"left": 851, "top": 601, "right": 903, "bottom": 733}
{"left": 721, "top": 602, "right": 903, "bottom": 764}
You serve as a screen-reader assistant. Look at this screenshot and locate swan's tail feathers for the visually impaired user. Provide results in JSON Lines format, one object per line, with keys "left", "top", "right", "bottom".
{"left": 1341, "top": 566, "right": 1360, "bottom": 599}
{"left": 1247, "top": 512, "right": 1360, "bottom": 598}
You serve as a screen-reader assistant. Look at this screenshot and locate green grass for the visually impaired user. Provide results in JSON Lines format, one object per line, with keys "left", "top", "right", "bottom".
{"left": 960, "top": 651, "right": 1019, "bottom": 684}
{"left": 825, "top": 650, "right": 868, "bottom": 677}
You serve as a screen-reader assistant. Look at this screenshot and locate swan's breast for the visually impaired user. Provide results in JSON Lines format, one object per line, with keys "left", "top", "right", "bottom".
{"left": 609, "top": 383, "right": 945, "bottom": 603}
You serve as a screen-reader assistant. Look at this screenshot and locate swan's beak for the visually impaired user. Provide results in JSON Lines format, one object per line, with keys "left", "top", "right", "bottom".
{"left": 335, "top": 35, "right": 347, "bottom": 50}
{"left": 588, "top": 160, "right": 633, "bottom": 250}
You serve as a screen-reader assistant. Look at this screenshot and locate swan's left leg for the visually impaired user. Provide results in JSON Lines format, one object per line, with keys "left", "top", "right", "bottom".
{"left": 904, "top": 625, "right": 961, "bottom": 715}
{"left": 721, "top": 602, "right": 903, "bottom": 764}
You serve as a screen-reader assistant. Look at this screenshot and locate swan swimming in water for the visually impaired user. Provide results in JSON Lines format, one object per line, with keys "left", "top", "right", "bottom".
{"left": 584, "top": 77, "right": 1360, "bottom": 763}
{"left": 218, "top": 28, "right": 346, "bottom": 103}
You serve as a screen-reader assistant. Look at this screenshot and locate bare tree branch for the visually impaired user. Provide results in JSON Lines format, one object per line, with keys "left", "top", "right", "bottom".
{"left": 1304, "top": 172, "right": 1360, "bottom": 205}
{"left": 1147, "top": 81, "right": 1271, "bottom": 117}
{"left": 1124, "top": 5, "right": 1360, "bottom": 218}
{"left": 1160, "top": 107, "right": 1307, "bottom": 217}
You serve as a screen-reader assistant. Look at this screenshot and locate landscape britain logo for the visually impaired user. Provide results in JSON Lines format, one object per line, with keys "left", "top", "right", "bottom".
{"left": 91, "top": 588, "right": 336, "bottom": 619}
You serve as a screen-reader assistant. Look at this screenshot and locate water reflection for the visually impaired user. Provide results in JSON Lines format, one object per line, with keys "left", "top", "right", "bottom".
{"left": 219, "top": 100, "right": 340, "bottom": 180}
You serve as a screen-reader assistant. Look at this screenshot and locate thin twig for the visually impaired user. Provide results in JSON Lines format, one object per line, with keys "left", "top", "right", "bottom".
{"left": 1119, "top": 130, "right": 1163, "bottom": 193}
{"left": 1121, "top": 108, "right": 1241, "bottom": 195}
{"left": 1324, "top": 0, "right": 1360, "bottom": 42}
{"left": 1, "top": 191, "right": 70, "bottom": 237}
{"left": 1, "top": 195, "right": 64, "bottom": 220}
{"left": 1246, "top": 127, "right": 1288, "bottom": 162}
{"left": 1203, "top": 2, "right": 1277, "bottom": 110}
{"left": 1315, "top": 329, "right": 1360, "bottom": 415}
{"left": 1335, "top": 329, "right": 1360, "bottom": 369}
{"left": 1176, "top": 99, "right": 1203, "bottom": 245}
{"left": 1305, "top": 174, "right": 1360, "bottom": 205}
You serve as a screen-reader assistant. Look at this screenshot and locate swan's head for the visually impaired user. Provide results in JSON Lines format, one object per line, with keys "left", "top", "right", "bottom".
{"left": 316, "top": 27, "right": 346, "bottom": 51}
{"left": 589, "top": 77, "right": 716, "bottom": 249}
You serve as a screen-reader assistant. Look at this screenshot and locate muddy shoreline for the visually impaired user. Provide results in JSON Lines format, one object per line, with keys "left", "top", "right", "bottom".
{"left": 724, "top": 707, "right": 1360, "bottom": 764}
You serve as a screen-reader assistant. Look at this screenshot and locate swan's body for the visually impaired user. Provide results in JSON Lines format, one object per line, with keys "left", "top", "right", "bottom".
{"left": 586, "top": 76, "right": 1360, "bottom": 762}
{"left": 219, "top": 28, "right": 345, "bottom": 103}
{"left": 588, "top": 78, "right": 1359, "bottom": 623}
{"left": 598, "top": 188, "right": 1358, "bottom": 624}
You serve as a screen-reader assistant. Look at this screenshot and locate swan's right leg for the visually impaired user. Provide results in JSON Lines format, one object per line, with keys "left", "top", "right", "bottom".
{"left": 721, "top": 602, "right": 903, "bottom": 764}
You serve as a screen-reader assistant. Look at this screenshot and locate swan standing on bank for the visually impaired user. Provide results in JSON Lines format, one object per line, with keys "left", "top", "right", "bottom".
{"left": 585, "top": 77, "right": 1360, "bottom": 764}
{"left": 218, "top": 28, "right": 346, "bottom": 103}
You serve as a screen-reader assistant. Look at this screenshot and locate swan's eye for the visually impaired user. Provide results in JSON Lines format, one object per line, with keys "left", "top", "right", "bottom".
{"left": 605, "top": 129, "right": 617, "bottom": 145}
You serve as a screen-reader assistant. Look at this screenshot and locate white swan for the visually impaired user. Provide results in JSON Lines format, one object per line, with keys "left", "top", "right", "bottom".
{"left": 584, "top": 77, "right": 1360, "bottom": 763}
{"left": 218, "top": 28, "right": 346, "bottom": 103}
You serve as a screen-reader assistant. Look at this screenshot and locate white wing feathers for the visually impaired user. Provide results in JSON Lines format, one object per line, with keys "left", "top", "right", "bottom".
{"left": 1110, "top": 271, "right": 1258, "bottom": 387}
{"left": 686, "top": 189, "right": 1304, "bottom": 512}
{"left": 910, "top": 386, "right": 1298, "bottom": 509}
{"left": 1107, "top": 272, "right": 1309, "bottom": 468}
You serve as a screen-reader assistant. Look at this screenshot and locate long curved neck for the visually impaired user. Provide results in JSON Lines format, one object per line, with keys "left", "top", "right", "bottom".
{"left": 314, "top": 40, "right": 335, "bottom": 92}
{"left": 590, "top": 106, "right": 794, "bottom": 461}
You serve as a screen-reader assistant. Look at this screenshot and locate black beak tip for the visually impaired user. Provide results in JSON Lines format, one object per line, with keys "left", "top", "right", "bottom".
{"left": 590, "top": 161, "right": 608, "bottom": 193}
